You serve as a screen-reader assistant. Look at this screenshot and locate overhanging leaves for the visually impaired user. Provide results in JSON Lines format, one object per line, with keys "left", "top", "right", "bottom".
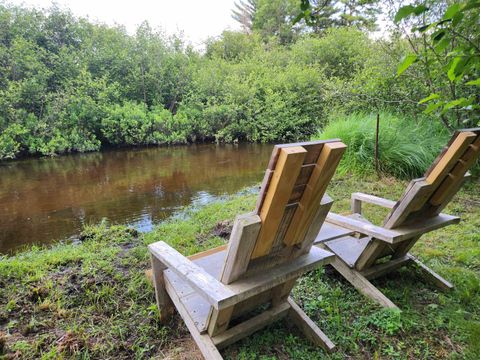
{"left": 466, "top": 78, "right": 480, "bottom": 86}
{"left": 397, "top": 54, "right": 417, "bottom": 75}
{"left": 394, "top": 5, "right": 428, "bottom": 23}
{"left": 419, "top": 93, "right": 439, "bottom": 104}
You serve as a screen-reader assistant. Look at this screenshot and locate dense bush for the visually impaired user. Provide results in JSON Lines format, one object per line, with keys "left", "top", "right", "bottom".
{"left": 315, "top": 112, "right": 450, "bottom": 178}
{"left": 0, "top": 4, "right": 457, "bottom": 161}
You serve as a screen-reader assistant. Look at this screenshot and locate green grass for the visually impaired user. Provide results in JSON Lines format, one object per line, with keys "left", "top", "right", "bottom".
{"left": 314, "top": 112, "right": 450, "bottom": 179}
{"left": 0, "top": 175, "right": 479, "bottom": 359}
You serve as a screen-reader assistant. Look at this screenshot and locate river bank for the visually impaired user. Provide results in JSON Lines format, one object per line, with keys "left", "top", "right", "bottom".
{"left": 0, "top": 143, "right": 272, "bottom": 254}
{"left": 1, "top": 175, "right": 479, "bottom": 359}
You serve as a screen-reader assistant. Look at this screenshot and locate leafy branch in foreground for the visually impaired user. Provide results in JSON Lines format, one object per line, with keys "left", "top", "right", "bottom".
{"left": 395, "top": 1, "right": 480, "bottom": 128}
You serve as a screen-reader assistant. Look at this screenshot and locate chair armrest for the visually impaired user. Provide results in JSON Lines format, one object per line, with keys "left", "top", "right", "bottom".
{"left": 326, "top": 213, "right": 398, "bottom": 243}
{"left": 149, "top": 241, "right": 235, "bottom": 310}
{"left": 351, "top": 192, "right": 396, "bottom": 214}
{"left": 326, "top": 212, "right": 460, "bottom": 244}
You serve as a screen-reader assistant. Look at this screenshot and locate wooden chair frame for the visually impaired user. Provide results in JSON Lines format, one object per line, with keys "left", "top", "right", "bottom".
{"left": 316, "top": 195, "right": 459, "bottom": 309}
{"left": 148, "top": 140, "right": 346, "bottom": 359}
{"left": 314, "top": 128, "right": 480, "bottom": 309}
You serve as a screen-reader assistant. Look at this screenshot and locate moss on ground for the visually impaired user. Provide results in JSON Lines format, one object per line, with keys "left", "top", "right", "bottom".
{"left": 0, "top": 176, "right": 479, "bottom": 359}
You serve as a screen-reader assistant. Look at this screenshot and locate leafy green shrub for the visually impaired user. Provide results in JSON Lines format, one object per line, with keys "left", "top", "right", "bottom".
{"left": 315, "top": 112, "right": 450, "bottom": 178}
{"left": 0, "top": 123, "right": 27, "bottom": 160}
{"left": 101, "top": 102, "right": 150, "bottom": 145}
{"left": 148, "top": 106, "right": 191, "bottom": 144}
{"left": 291, "top": 28, "right": 371, "bottom": 78}
{"left": 0, "top": 3, "right": 456, "bottom": 161}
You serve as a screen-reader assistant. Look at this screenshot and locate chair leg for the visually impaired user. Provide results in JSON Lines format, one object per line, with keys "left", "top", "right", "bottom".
{"left": 150, "top": 255, "right": 175, "bottom": 323}
{"left": 165, "top": 277, "right": 223, "bottom": 360}
{"left": 287, "top": 298, "right": 335, "bottom": 353}
{"left": 407, "top": 254, "right": 453, "bottom": 291}
{"left": 331, "top": 257, "right": 399, "bottom": 309}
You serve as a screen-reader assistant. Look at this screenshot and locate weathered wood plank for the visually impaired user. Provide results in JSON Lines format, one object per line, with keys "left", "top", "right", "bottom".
{"left": 255, "top": 169, "right": 273, "bottom": 213}
{"left": 355, "top": 239, "right": 387, "bottom": 271}
{"left": 228, "top": 246, "right": 334, "bottom": 303}
{"left": 429, "top": 174, "right": 469, "bottom": 216}
{"left": 220, "top": 214, "right": 262, "bottom": 284}
{"left": 390, "top": 214, "right": 460, "bottom": 241}
{"left": 160, "top": 245, "right": 333, "bottom": 312}
{"left": 323, "top": 236, "right": 370, "bottom": 268}
{"left": 179, "top": 290, "right": 212, "bottom": 333}
{"left": 149, "top": 241, "right": 235, "bottom": 310}
{"left": 164, "top": 276, "right": 223, "bottom": 359}
{"left": 360, "top": 255, "right": 411, "bottom": 280}
{"left": 265, "top": 139, "right": 340, "bottom": 177}
{"left": 327, "top": 213, "right": 399, "bottom": 243}
{"left": 288, "top": 185, "right": 306, "bottom": 204}
{"left": 430, "top": 134, "right": 480, "bottom": 206}
{"left": 299, "top": 195, "right": 334, "bottom": 250}
{"left": 251, "top": 146, "right": 307, "bottom": 258}
{"left": 271, "top": 279, "right": 297, "bottom": 307}
{"left": 408, "top": 254, "right": 453, "bottom": 291}
{"left": 189, "top": 245, "right": 228, "bottom": 261}
{"left": 287, "top": 298, "right": 335, "bottom": 352}
{"left": 150, "top": 254, "right": 174, "bottom": 323}
{"left": 212, "top": 302, "right": 291, "bottom": 349}
{"left": 327, "top": 212, "right": 460, "bottom": 244}
{"left": 229, "top": 288, "right": 274, "bottom": 319}
{"left": 295, "top": 165, "right": 315, "bottom": 186}
{"left": 314, "top": 222, "right": 355, "bottom": 244}
{"left": 351, "top": 192, "right": 396, "bottom": 214}
{"left": 425, "top": 131, "right": 476, "bottom": 186}
{"left": 327, "top": 256, "right": 399, "bottom": 309}
{"left": 146, "top": 245, "right": 226, "bottom": 284}
{"left": 271, "top": 204, "right": 298, "bottom": 251}
{"left": 208, "top": 306, "right": 235, "bottom": 337}
{"left": 283, "top": 142, "right": 346, "bottom": 246}
{"left": 383, "top": 180, "right": 433, "bottom": 229}
{"left": 390, "top": 235, "right": 420, "bottom": 260}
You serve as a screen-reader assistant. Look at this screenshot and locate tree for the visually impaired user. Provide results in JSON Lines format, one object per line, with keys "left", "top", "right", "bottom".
{"left": 232, "top": 0, "right": 258, "bottom": 33}
{"left": 294, "top": 0, "right": 380, "bottom": 32}
{"left": 253, "top": 0, "right": 301, "bottom": 44}
{"left": 295, "top": 0, "right": 339, "bottom": 33}
{"left": 336, "top": 0, "right": 380, "bottom": 30}
{"left": 395, "top": 0, "right": 480, "bottom": 128}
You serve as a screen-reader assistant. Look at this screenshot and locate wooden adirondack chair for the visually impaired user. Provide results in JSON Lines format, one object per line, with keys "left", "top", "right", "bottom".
{"left": 315, "top": 128, "right": 480, "bottom": 309}
{"left": 148, "top": 139, "right": 346, "bottom": 359}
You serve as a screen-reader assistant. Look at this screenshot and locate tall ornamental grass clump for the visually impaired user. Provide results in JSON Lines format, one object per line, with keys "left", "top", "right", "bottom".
{"left": 315, "top": 112, "right": 450, "bottom": 179}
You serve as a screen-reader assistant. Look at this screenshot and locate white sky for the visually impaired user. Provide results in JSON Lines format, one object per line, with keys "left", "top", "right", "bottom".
{"left": 8, "top": 0, "right": 241, "bottom": 48}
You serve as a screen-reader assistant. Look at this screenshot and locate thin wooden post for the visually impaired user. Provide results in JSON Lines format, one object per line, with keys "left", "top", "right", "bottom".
{"left": 375, "top": 113, "right": 380, "bottom": 176}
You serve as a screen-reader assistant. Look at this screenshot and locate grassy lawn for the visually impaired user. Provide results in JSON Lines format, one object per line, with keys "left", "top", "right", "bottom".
{"left": 0, "top": 175, "right": 479, "bottom": 359}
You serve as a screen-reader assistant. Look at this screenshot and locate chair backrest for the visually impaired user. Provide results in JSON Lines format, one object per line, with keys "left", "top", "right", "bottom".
{"left": 384, "top": 128, "right": 480, "bottom": 229}
{"left": 220, "top": 140, "right": 346, "bottom": 284}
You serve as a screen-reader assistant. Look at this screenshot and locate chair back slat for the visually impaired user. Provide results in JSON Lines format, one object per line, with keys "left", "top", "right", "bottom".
{"left": 251, "top": 146, "right": 307, "bottom": 258}
{"left": 384, "top": 128, "right": 480, "bottom": 229}
{"left": 220, "top": 139, "right": 345, "bottom": 284}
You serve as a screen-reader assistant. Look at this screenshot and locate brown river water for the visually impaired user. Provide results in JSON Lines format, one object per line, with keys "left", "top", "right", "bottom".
{"left": 0, "top": 143, "right": 272, "bottom": 254}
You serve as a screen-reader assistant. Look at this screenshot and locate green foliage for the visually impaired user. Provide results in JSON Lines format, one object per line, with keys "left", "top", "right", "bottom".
{"left": 0, "top": 2, "right": 461, "bottom": 161}
{"left": 101, "top": 102, "right": 150, "bottom": 145}
{"left": 0, "top": 123, "right": 27, "bottom": 159}
{"left": 395, "top": 1, "right": 480, "bottom": 128}
{"left": 364, "top": 309, "right": 403, "bottom": 335}
{"left": 295, "top": 0, "right": 380, "bottom": 31}
{"left": 253, "top": 0, "right": 300, "bottom": 44}
{"left": 315, "top": 112, "right": 449, "bottom": 178}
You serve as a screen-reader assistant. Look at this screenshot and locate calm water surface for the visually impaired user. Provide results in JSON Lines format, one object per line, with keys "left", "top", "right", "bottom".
{"left": 0, "top": 143, "right": 272, "bottom": 254}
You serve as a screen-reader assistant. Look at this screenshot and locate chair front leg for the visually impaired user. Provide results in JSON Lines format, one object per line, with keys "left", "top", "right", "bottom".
{"left": 150, "top": 254, "right": 174, "bottom": 323}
